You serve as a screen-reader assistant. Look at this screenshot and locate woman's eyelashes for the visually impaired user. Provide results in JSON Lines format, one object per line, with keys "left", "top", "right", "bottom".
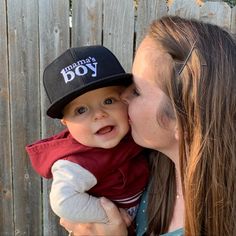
{"left": 132, "top": 87, "right": 140, "bottom": 96}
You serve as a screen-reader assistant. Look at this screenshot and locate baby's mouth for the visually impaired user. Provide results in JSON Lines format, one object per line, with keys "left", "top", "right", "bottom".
{"left": 96, "top": 126, "right": 114, "bottom": 135}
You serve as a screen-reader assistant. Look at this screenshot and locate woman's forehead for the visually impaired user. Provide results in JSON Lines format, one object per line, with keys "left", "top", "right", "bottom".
{"left": 133, "top": 37, "right": 173, "bottom": 85}
{"left": 136, "top": 37, "right": 172, "bottom": 65}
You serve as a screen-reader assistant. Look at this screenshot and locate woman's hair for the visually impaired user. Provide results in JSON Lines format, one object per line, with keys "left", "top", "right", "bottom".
{"left": 147, "top": 16, "right": 236, "bottom": 235}
{"left": 147, "top": 151, "right": 176, "bottom": 234}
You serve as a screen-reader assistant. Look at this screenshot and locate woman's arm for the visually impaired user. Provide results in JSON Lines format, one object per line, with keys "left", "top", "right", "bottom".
{"left": 60, "top": 197, "right": 131, "bottom": 236}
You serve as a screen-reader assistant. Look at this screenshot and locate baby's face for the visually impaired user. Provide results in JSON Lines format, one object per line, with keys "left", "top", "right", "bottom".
{"left": 61, "top": 86, "right": 130, "bottom": 148}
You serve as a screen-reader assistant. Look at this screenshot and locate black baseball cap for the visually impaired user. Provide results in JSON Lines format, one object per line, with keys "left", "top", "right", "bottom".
{"left": 43, "top": 45, "right": 132, "bottom": 119}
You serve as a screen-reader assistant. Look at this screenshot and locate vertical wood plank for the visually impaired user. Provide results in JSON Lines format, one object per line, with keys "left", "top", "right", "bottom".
{"left": 7, "top": 0, "right": 42, "bottom": 235}
{"left": 168, "top": 0, "right": 200, "bottom": 19}
{"left": 39, "top": 1, "right": 69, "bottom": 235}
{"left": 199, "top": 2, "right": 232, "bottom": 30}
{"left": 231, "top": 6, "right": 236, "bottom": 33}
{"left": 103, "top": 0, "right": 135, "bottom": 72}
{"left": 0, "top": 0, "right": 14, "bottom": 234}
{"left": 136, "top": 0, "right": 168, "bottom": 49}
{"left": 39, "top": 0, "right": 70, "bottom": 137}
{"left": 72, "top": 0, "right": 103, "bottom": 47}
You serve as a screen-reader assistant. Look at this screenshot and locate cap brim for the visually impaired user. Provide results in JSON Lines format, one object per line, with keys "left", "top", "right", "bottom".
{"left": 46, "top": 73, "right": 132, "bottom": 119}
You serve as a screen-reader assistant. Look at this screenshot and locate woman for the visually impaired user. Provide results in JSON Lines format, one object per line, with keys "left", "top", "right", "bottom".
{"left": 60, "top": 15, "right": 236, "bottom": 236}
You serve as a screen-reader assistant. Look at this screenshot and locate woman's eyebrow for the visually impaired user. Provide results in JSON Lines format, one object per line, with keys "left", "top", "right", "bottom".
{"left": 131, "top": 76, "right": 138, "bottom": 87}
{"left": 132, "top": 80, "right": 139, "bottom": 89}
{"left": 135, "top": 80, "right": 142, "bottom": 90}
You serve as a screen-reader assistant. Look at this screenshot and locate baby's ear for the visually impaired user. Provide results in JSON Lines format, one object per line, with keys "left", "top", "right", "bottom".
{"left": 60, "top": 119, "right": 67, "bottom": 126}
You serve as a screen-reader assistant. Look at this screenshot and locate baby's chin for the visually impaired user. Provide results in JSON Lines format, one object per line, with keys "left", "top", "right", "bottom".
{"left": 96, "top": 140, "right": 122, "bottom": 149}
{"left": 78, "top": 139, "right": 121, "bottom": 149}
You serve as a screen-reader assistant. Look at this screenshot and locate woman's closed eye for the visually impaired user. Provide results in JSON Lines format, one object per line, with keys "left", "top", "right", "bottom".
{"left": 132, "top": 87, "right": 140, "bottom": 96}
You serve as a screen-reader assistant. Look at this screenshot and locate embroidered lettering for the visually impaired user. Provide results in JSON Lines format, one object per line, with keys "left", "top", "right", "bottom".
{"left": 60, "top": 57, "right": 98, "bottom": 83}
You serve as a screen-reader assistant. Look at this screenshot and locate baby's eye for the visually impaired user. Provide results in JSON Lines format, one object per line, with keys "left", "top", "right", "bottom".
{"left": 75, "top": 106, "right": 88, "bottom": 115}
{"left": 104, "top": 98, "right": 115, "bottom": 105}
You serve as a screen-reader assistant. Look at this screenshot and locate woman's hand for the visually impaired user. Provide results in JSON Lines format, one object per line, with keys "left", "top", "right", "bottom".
{"left": 60, "top": 197, "right": 131, "bottom": 236}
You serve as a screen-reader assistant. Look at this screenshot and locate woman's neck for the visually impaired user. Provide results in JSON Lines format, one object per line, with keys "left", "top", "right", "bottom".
{"left": 163, "top": 141, "right": 182, "bottom": 195}
{"left": 166, "top": 144, "right": 184, "bottom": 232}
{"left": 175, "top": 166, "right": 183, "bottom": 198}
{"left": 167, "top": 167, "right": 184, "bottom": 233}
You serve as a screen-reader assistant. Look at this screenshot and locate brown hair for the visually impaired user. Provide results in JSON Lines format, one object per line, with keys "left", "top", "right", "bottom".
{"left": 147, "top": 151, "right": 176, "bottom": 234}
{"left": 146, "top": 16, "right": 236, "bottom": 235}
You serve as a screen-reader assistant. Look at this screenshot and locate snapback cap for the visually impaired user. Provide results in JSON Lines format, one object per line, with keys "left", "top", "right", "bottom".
{"left": 43, "top": 46, "right": 132, "bottom": 119}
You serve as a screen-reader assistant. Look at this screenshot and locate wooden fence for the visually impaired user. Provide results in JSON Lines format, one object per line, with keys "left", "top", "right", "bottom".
{"left": 0, "top": 0, "right": 235, "bottom": 235}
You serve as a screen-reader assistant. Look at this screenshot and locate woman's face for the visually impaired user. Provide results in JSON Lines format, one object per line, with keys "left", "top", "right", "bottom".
{"left": 122, "top": 37, "right": 178, "bottom": 156}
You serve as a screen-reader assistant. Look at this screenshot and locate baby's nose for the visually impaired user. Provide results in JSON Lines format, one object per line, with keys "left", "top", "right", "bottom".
{"left": 94, "top": 109, "right": 108, "bottom": 120}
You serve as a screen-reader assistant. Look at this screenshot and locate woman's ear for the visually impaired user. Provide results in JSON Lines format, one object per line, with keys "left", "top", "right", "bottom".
{"left": 174, "top": 124, "right": 179, "bottom": 141}
{"left": 60, "top": 118, "right": 67, "bottom": 126}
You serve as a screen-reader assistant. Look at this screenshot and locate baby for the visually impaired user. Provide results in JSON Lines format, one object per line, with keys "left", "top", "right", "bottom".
{"left": 26, "top": 45, "right": 149, "bottom": 223}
